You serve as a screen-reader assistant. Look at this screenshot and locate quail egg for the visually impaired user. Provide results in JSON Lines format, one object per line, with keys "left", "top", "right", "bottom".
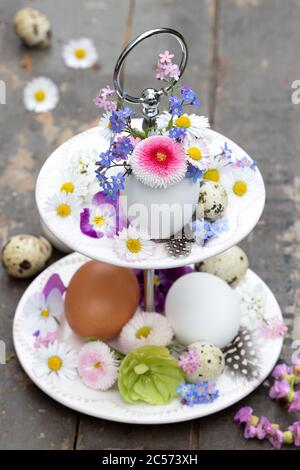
{"left": 199, "top": 180, "right": 228, "bottom": 221}
{"left": 186, "top": 341, "right": 225, "bottom": 383}
{"left": 1, "top": 235, "right": 52, "bottom": 278}
{"left": 14, "top": 8, "right": 52, "bottom": 48}
{"left": 196, "top": 245, "right": 248, "bottom": 286}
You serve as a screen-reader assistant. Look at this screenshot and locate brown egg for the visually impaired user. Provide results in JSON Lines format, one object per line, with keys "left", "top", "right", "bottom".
{"left": 65, "top": 261, "right": 140, "bottom": 340}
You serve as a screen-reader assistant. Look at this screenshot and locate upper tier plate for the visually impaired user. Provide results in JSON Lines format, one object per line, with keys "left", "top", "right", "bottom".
{"left": 36, "top": 121, "right": 265, "bottom": 269}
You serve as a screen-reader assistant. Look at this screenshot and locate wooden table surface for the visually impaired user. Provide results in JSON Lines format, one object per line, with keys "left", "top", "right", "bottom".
{"left": 0, "top": 0, "right": 300, "bottom": 450}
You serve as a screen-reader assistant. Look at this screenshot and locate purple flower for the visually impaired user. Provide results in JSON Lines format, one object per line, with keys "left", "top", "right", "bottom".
{"left": 109, "top": 112, "right": 126, "bottom": 133}
{"left": 42, "top": 273, "right": 66, "bottom": 299}
{"left": 114, "top": 136, "right": 133, "bottom": 157}
{"left": 111, "top": 172, "right": 125, "bottom": 191}
{"left": 179, "top": 347, "right": 202, "bottom": 374}
{"left": 177, "top": 381, "right": 219, "bottom": 406}
{"left": 256, "top": 416, "right": 272, "bottom": 440}
{"left": 169, "top": 96, "right": 183, "bottom": 116}
{"left": 292, "top": 352, "right": 300, "bottom": 366}
{"left": 116, "top": 107, "right": 132, "bottom": 119}
{"left": 288, "top": 421, "right": 300, "bottom": 446}
{"left": 210, "top": 218, "right": 229, "bottom": 236}
{"left": 267, "top": 428, "right": 283, "bottom": 449}
{"left": 168, "top": 126, "right": 187, "bottom": 141}
{"left": 192, "top": 220, "right": 214, "bottom": 244}
{"left": 269, "top": 379, "right": 290, "bottom": 400}
{"left": 259, "top": 317, "right": 288, "bottom": 339}
{"left": 159, "top": 50, "right": 174, "bottom": 65}
{"left": 186, "top": 164, "right": 204, "bottom": 182}
{"left": 234, "top": 406, "right": 253, "bottom": 424}
{"left": 93, "top": 86, "right": 117, "bottom": 111}
{"left": 103, "top": 183, "right": 118, "bottom": 200}
{"left": 272, "top": 363, "right": 291, "bottom": 380}
{"left": 288, "top": 391, "right": 300, "bottom": 413}
{"left": 221, "top": 142, "right": 233, "bottom": 160}
{"left": 181, "top": 85, "right": 200, "bottom": 106}
{"left": 244, "top": 423, "right": 257, "bottom": 439}
{"left": 80, "top": 191, "right": 125, "bottom": 239}
{"left": 98, "top": 150, "right": 113, "bottom": 167}
{"left": 135, "top": 266, "right": 194, "bottom": 313}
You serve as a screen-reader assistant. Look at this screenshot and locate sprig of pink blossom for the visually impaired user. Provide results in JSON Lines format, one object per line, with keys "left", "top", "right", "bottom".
{"left": 156, "top": 50, "right": 180, "bottom": 81}
{"left": 234, "top": 359, "right": 300, "bottom": 449}
{"left": 93, "top": 85, "right": 117, "bottom": 111}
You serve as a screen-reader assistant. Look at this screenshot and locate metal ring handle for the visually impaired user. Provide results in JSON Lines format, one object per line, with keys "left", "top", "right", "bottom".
{"left": 113, "top": 28, "right": 188, "bottom": 104}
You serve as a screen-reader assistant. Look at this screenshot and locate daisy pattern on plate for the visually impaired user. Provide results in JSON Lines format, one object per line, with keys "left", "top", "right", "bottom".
{"left": 78, "top": 341, "right": 119, "bottom": 390}
{"left": 44, "top": 192, "right": 81, "bottom": 221}
{"left": 23, "top": 289, "right": 64, "bottom": 335}
{"left": 62, "top": 38, "right": 98, "bottom": 69}
{"left": 113, "top": 225, "right": 155, "bottom": 261}
{"left": 118, "top": 311, "right": 174, "bottom": 354}
{"left": 23, "top": 77, "right": 59, "bottom": 113}
{"left": 99, "top": 111, "right": 114, "bottom": 140}
{"left": 57, "top": 168, "right": 88, "bottom": 198}
{"left": 202, "top": 154, "right": 232, "bottom": 184}
{"left": 222, "top": 167, "right": 260, "bottom": 204}
{"left": 184, "top": 137, "right": 210, "bottom": 169}
{"left": 33, "top": 342, "right": 78, "bottom": 380}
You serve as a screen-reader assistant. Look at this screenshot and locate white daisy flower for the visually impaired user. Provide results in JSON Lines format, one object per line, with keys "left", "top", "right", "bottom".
{"left": 33, "top": 341, "right": 78, "bottom": 380}
{"left": 202, "top": 154, "right": 232, "bottom": 184}
{"left": 222, "top": 167, "right": 260, "bottom": 203}
{"left": 57, "top": 168, "right": 88, "bottom": 197}
{"left": 113, "top": 226, "right": 155, "bottom": 261}
{"left": 119, "top": 311, "right": 174, "bottom": 354}
{"left": 23, "top": 289, "right": 64, "bottom": 335}
{"left": 70, "top": 148, "right": 99, "bottom": 176}
{"left": 44, "top": 192, "right": 81, "bottom": 221}
{"left": 157, "top": 112, "right": 210, "bottom": 139}
{"left": 184, "top": 137, "right": 211, "bottom": 169}
{"left": 99, "top": 111, "right": 114, "bottom": 140}
{"left": 23, "top": 77, "right": 59, "bottom": 113}
{"left": 62, "top": 38, "right": 98, "bottom": 69}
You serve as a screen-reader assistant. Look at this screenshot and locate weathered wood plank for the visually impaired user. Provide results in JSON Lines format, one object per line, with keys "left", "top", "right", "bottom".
{"left": 196, "top": 0, "right": 300, "bottom": 449}
{"left": 0, "top": 0, "right": 128, "bottom": 449}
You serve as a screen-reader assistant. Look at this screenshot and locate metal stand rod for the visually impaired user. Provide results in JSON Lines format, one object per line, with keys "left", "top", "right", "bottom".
{"left": 144, "top": 269, "right": 155, "bottom": 312}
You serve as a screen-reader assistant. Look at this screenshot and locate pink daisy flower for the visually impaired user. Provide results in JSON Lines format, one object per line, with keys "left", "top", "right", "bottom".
{"left": 130, "top": 135, "right": 187, "bottom": 188}
{"left": 78, "top": 341, "right": 119, "bottom": 391}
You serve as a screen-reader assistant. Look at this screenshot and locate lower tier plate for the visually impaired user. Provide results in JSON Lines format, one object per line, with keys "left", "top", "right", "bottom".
{"left": 13, "top": 253, "right": 283, "bottom": 424}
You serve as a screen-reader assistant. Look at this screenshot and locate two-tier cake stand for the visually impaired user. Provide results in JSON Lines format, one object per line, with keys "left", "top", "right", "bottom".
{"left": 13, "top": 29, "right": 283, "bottom": 424}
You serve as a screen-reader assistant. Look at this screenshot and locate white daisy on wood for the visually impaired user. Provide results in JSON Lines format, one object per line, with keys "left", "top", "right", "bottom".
{"left": 33, "top": 342, "right": 78, "bottom": 380}
{"left": 62, "top": 38, "right": 98, "bottom": 69}
{"left": 23, "top": 77, "right": 59, "bottom": 113}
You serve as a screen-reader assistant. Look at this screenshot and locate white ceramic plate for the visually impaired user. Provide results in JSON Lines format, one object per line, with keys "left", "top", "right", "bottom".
{"left": 13, "top": 253, "right": 283, "bottom": 425}
{"left": 35, "top": 123, "right": 265, "bottom": 270}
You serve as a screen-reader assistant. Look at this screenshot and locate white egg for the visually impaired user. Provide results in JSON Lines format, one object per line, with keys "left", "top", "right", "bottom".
{"left": 165, "top": 272, "right": 240, "bottom": 348}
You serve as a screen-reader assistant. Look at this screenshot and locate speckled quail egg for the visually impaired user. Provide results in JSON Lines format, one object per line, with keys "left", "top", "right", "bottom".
{"left": 196, "top": 245, "right": 248, "bottom": 286}
{"left": 198, "top": 181, "right": 228, "bottom": 221}
{"left": 1, "top": 235, "right": 52, "bottom": 278}
{"left": 14, "top": 8, "right": 52, "bottom": 48}
{"left": 186, "top": 341, "right": 225, "bottom": 383}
